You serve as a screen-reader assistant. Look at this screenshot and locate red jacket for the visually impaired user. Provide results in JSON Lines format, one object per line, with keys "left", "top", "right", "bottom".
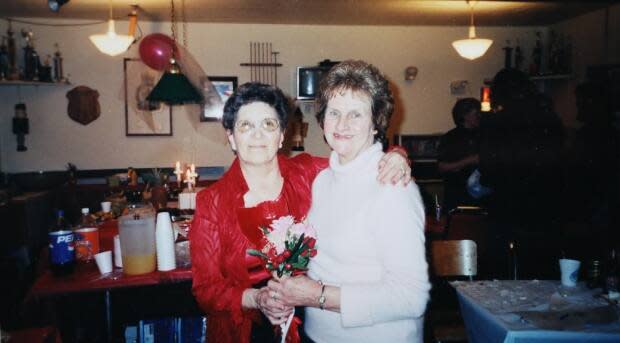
{"left": 190, "top": 153, "right": 327, "bottom": 343}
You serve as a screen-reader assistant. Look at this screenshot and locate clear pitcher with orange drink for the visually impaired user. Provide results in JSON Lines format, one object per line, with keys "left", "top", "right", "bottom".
{"left": 118, "top": 212, "right": 156, "bottom": 275}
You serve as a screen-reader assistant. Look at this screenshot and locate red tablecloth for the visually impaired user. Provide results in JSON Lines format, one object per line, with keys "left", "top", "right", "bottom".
{"left": 29, "top": 264, "right": 192, "bottom": 297}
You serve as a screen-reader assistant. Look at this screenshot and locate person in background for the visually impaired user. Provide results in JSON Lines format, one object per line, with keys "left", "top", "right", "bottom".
{"left": 189, "top": 82, "right": 412, "bottom": 343}
{"left": 268, "top": 60, "right": 430, "bottom": 342}
{"left": 479, "top": 68, "right": 564, "bottom": 279}
{"left": 438, "top": 97, "right": 482, "bottom": 212}
{"left": 564, "top": 81, "right": 619, "bottom": 260}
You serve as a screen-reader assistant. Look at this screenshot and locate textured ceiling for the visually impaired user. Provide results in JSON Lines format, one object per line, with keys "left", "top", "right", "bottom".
{"left": 0, "top": 1, "right": 614, "bottom": 26}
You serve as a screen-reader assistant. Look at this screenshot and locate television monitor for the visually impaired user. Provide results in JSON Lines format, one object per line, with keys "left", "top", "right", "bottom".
{"left": 296, "top": 66, "right": 330, "bottom": 100}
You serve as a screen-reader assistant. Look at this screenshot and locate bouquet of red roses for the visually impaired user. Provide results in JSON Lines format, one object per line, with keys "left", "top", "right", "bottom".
{"left": 247, "top": 215, "right": 317, "bottom": 278}
{"left": 247, "top": 215, "right": 317, "bottom": 343}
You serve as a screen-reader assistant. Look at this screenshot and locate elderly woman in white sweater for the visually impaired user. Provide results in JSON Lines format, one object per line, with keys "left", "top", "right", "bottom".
{"left": 268, "top": 60, "right": 430, "bottom": 342}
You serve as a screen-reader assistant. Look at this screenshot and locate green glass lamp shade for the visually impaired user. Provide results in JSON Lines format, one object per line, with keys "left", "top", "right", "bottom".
{"left": 147, "top": 71, "right": 203, "bottom": 105}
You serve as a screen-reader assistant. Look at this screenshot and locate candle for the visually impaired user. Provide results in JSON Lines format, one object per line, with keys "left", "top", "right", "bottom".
{"left": 174, "top": 161, "right": 183, "bottom": 187}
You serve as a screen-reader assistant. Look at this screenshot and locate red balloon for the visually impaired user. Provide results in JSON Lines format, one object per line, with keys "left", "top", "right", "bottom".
{"left": 139, "top": 33, "right": 177, "bottom": 71}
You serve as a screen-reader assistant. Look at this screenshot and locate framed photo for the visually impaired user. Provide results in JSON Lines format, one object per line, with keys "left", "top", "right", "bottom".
{"left": 201, "top": 76, "right": 238, "bottom": 122}
{"left": 393, "top": 134, "right": 442, "bottom": 160}
{"left": 124, "top": 58, "right": 173, "bottom": 136}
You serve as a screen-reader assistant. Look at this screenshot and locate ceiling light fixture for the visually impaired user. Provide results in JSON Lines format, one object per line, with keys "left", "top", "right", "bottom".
{"left": 89, "top": 0, "right": 135, "bottom": 56}
{"left": 48, "top": 0, "right": 70, "bottom": 12}
{"left": 452, "top": 0, "right": 493, "bottom": 60}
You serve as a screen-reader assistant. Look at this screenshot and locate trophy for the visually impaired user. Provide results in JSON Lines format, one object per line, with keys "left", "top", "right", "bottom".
{"left": 21, "top": 29, "right": 40, "bottom": 81}
{"left": 53, "top": 43, "right": 66, "bottom": 83}
{"left": 0, "top": 37, "right": 8, "bottom": 80}
{"left": 6, "top": 21, "right": 19, "bottom": 80}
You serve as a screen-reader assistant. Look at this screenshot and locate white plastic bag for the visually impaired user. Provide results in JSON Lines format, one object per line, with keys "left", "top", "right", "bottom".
{"left": 466, "top": 169, "right": 492, "bottom": 199}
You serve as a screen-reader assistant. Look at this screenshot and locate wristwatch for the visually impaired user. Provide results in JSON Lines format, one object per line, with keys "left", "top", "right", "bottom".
{"left": 317, "top": 280, "right": 326, "bottom": 310}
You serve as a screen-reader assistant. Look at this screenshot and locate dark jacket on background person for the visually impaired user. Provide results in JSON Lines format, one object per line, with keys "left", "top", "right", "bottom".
{"left": 438, "top": 127, "right": 480, "bottom": 211}
{"left": 479, "top": 98, "right": 564, "bottom": 234}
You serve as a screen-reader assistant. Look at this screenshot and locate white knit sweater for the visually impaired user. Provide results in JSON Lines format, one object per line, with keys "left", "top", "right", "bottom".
{"left": 305, "top": 143, "right": 431, "bottom": 343}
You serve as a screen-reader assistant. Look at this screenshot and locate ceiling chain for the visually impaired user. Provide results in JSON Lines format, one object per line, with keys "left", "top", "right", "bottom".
{"left": 170, "top": 0, "right": 177, "bottom": 44}
{"left": 182, "top": 0, "right": 188, "bottom": 48}
{"left": 169, "top": 0, "right": 188, "bottom": 48}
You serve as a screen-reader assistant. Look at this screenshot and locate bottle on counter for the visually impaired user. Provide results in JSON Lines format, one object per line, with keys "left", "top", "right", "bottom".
{"left": 586, "top": 259, "right": 602, "bottom": 289}
{"left": 605, "top": 249, "right": 619, "bottom": 299}
{"left": 49, "top": 210, "right": 75, "bottom": 276}
{"left": 434, "top": 194, "right": 442, "bottom": 222}
{"left": 74, "top": 208, "right": 100, "bottom": 262}
{"left": 79, "top": 208, "right": 95, "bottom": 227}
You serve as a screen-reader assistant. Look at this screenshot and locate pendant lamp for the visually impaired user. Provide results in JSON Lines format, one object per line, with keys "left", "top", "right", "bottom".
{"left": 48, "top": 0, "right": 70, "bottom": 12}
{"left": 452, "top": 0, "right": 493, "bottom": 60}
{"left": 147, "top": 0, "right": 203, "bottom": 105}
{"left": 89, "top": 0, "right": 134, "bottom": 56}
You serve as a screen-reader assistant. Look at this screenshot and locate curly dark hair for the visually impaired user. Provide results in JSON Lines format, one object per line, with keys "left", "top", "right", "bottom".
{"left": 222, "top": 82, "right": 290, "bottom": 131}
{"left": 315, "top": 60, "right": 394, "bottom": 143}
{"left": 452, "top": 98, "right": 481, "bottom": 127}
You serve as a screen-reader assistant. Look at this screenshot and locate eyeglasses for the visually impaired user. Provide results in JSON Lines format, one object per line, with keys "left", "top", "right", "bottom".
{"left": 234, "top": 118, "right": 280, "bottom": 133}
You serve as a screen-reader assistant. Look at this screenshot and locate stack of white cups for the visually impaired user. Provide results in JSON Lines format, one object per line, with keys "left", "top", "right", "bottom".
{"left": 156, "top": 212, "right": 176, "bottom": 271}
{"left": 113, "top": 234, "right": 123, "bottom": 268}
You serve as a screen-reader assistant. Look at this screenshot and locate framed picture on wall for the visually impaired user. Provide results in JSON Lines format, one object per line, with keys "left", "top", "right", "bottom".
{"left": 124, "top": 58, "right": 173, "bottom": 136}
{"left": 201, "top": 76, "right": 238, "bottom": 122}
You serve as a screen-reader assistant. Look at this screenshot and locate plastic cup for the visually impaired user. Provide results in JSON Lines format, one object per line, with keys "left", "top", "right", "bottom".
{"left": 94, "top": 251, "right": 113, "bottom": 274}
{"left": 559, "top": 258, "right": 581, "bottom": 287}
{"left": 101, "top": 201, "right": 112, "bottom": 213}
{"left": 113, "top": 235, "right": 123, "bottom": 268}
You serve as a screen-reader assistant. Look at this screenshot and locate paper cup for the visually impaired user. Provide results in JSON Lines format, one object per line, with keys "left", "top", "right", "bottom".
{"left": 113, "top": 235, "right": 123, "bottom": 268}
{"left": 101, "top": 201, "right": 112, "bottom": 213}
{"left": 94, "top": 251, "right": 113, "bottom": 274}
{"left": 559, "top": 258, "right": 581, "bottom": 287}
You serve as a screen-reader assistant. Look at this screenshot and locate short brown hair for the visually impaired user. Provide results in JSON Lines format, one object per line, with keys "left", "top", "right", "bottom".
{"left": 316, "top": 60, "right": 394, "bottom": 143}
{"left": 452, "top": 98, "right": 481, "bottom": 127}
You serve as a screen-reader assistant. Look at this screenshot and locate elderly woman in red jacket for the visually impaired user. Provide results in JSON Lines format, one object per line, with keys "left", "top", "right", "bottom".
{"left": 190, "top": 82, "right": 410, "bottom": 343}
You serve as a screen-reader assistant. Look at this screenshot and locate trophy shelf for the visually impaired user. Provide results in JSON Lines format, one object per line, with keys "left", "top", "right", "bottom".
{"left": 0, "top": 80, "right": 71, "bottom": 87}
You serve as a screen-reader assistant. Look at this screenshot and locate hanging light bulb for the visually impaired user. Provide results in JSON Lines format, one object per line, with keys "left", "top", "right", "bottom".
{"left": 147, "top": 0, "right": 203, "bottom": 105}
{"left": 48, "top": 0, "right": 70, "bottom": 12}
{"left": 89, "top": 0, "right": 134, "bottom": 56}
{"left": 452, "top": 0, "right": 493, "bottom": 60}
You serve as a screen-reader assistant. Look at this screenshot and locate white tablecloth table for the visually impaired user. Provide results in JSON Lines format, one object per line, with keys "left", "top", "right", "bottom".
{"left": 452, "top": 280, "right": 620, "bottom": 343}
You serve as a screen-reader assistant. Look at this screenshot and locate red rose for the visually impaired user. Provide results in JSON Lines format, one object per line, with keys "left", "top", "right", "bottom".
{"left": 306, "top": 238, "right": 316, "bottom": 249}
{"left": 310, "top": 249, "right": 317, "bottom": 257}
{"left": 283, "top": 250, "right": 292, "bottom": 259}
